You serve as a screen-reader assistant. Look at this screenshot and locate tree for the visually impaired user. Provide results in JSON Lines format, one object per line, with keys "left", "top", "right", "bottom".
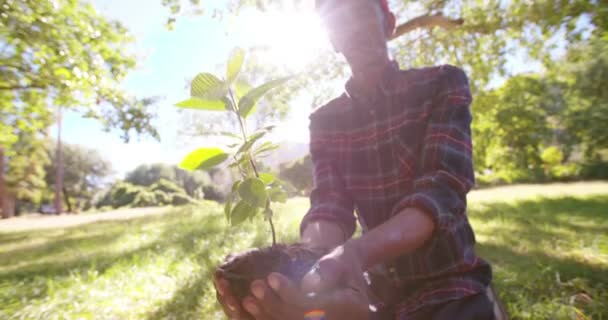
{"left": 45, "top": 143, "right": 113, "bottom": 212}
{"left": 0, "top": 0, "right": 160, "bottom": 217}
{"left": 559, "top": 35, "right": 608, "bottom": 161}
{"left": 472, "top": 76, "right": 554, "bottom": 182}
{"left": 472, "top": 32, "right": 608, "bottom": 183}
{"left": 278, "top": 155, "right": 313, "bottom": 196}
{"left": 162, "top": 0, "right": 604, "bottom": 93}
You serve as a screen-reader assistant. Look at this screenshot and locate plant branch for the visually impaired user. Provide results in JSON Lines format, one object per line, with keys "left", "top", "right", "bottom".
{"left": 228, "top": 89, "right": 277, "bottom": 246}
{"left": 0, "top": 83, "right": 46, "bottom": 91}
{"left": 390, "top": 13, "right": 464, "bottom": 40}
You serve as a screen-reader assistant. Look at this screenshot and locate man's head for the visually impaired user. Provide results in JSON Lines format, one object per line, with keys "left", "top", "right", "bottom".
{"left": 315, "top": 0, "right": 396, "bottom": 72}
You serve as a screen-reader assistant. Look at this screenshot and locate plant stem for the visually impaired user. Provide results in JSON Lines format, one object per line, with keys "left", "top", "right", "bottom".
{"left": 228, "top": 89, "right": 277, "bottom": 246}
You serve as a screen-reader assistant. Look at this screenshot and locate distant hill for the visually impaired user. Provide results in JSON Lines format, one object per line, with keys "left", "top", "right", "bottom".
{"left": 261, "top": 141, "right": 309, "bottom": 167}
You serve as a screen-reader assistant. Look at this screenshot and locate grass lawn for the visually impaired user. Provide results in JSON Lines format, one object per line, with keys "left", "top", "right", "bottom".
{"left": 0, "top": 182, "right": 607, "bottom": 319}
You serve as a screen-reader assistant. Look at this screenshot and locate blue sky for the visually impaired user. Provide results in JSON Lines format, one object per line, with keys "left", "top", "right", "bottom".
{"left": 55, "top": 0, "right": 552, "bottom": 178}
{"left": 56, "top": 0, "right": 330, "bottom": 177}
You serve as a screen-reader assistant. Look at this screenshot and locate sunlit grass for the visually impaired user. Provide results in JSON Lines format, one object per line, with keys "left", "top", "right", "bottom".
{"left": 0, "top": 183, "right": 607, "bottom": 319}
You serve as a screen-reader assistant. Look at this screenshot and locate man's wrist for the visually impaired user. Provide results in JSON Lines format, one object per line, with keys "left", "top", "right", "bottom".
{"left": 346, "top": 237, "right": 370, "bottom": 270}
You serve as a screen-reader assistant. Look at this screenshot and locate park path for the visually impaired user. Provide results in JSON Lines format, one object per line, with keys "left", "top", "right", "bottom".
{"left": 0, "top": 207, "right": 170, "bottom": 233}
{"left": 1, "top": 181, "right": 606, "bottom": 233}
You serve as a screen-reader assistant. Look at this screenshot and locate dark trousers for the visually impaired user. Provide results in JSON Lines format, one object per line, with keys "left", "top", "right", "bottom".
{"left": 406, "top": 293, "right": 495, "bottom": 320}
{"left": 372, "top": 293, "right": 496, "bottom": 320}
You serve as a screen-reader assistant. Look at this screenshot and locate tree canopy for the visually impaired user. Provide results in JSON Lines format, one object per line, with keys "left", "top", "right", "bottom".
{"left": 1, "top": 0, "right": 161, "bottom": 218}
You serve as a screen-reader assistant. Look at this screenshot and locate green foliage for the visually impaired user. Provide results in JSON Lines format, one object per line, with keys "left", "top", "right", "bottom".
{"left": 149, "top": 179, "right": 184, "bottom": 195}
{"left": 473, "top": 33, "right": 608, "bottom": 184}
{"left": 133, "top": 190, "right": 157, "bottom": 207}
{"left": 175, "top": 48, "right": 291, "bottom": 245}
{"left": 109, "top": 182, "right": 145, "bottom": 208}
{"left": 0, "top": 0, "right": 158, "bottom": 143}
{"left": 96, "top": 179, "right": 193, "bottom": 209}
{"left": 125, "top": 163, "right": 212, "bottom": 199}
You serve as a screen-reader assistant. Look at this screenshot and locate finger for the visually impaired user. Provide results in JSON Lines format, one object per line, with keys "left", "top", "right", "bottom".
{"left": 251, "top": 280, "right": 283, "bottom": 314}
{"left": 214, "top": 276, "right": 229, "bottom": 297}
{"left": 214, "top": 278, "right": 247, "bottom": 318}
{"left": 301, "top": 257, "right": 343, "bottom": 294}
{"left": 243, "top": 296, "right": 274, "bottom": 320}
{"left": 215, "top": 289, "right": 247, "bottom": 319}
{"left": 267, "top": 272, "right": 309, "bottom": 307}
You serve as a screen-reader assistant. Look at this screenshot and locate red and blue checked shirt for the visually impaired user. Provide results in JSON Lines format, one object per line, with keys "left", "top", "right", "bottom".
{"left": 300, "top": 62, "right": 492, "bottom": 316}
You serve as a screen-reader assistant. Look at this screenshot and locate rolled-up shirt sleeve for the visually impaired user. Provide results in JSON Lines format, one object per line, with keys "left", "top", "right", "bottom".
{"left": 300, "top": 116, "right": 356, "bottom": 239}
{"left": 391, "top": 65, "right": 475, "bottom": 230}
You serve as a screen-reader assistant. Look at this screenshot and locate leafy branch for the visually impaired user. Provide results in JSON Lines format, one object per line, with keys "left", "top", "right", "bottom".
{"left": 174, "top": 48, "right": 290, "bottom": 246}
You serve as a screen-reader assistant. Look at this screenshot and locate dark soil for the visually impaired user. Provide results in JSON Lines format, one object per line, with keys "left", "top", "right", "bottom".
{"left": 216, "top": 243, "right": 324, "bottom": 301}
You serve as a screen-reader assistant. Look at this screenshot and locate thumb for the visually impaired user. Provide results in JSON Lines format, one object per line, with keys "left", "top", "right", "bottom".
{"left": 301, "top": 258, "right": 343, "bottom": 294}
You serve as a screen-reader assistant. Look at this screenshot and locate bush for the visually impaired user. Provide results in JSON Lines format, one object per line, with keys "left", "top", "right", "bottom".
{"left": 581, "top": 161, "right": 608, "bottom": 179}
{"left": 150, "top": 179, "right": 184, "bottom": 195}
{"left": 202, "top": 185, "right": 224, "bottom": 202}
{"left": 132, "top": 190, "right": 157, "bottom": 207}
{"left": 153, "top": 190, "right": 172, "bottom": 205}
{"left": 171, "top": 193, "right": 192, "bottom": 206}
{"left": 109, "top": 182, "right": 145, "bottom": 208}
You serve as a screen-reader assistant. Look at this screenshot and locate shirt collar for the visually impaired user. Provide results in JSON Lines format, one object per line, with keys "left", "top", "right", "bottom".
{"left": 344, "top": 60, "right": 400, "bottom": 104}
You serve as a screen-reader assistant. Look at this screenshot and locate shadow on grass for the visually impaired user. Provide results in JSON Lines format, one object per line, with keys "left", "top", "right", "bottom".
{"left": 144, "top": 220, "right": 278, "bottom": 319}
{"left": 470, "top": 196, "right": 608, "bottom": 318}
{"left": 0, "top": 207, "right": 228, "bottom": 306}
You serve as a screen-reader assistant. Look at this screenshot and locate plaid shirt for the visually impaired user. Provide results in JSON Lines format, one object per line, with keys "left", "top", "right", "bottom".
{"left": 300, "top": 62, "right": 492, "bottom": 316}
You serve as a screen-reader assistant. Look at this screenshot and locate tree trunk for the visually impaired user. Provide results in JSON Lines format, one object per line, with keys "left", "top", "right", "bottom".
{"left": 54, "top": 106, "right": 63, "bottom": 215}
{"left": 0, "top": 147, "right": 13, "bottom": 219}
{"left": 62, "top": 186, "right": 73, "bottom": 213}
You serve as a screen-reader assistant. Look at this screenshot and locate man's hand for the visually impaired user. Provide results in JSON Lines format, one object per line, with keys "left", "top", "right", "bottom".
{"left": 214, "top": 272, "right": 249, "bottom": 319}
{"left": 301, "top": 240, "right": 370, "bottom": 320}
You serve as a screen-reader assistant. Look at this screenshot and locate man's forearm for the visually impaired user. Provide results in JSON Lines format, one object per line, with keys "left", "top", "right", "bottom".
{"left": 301, "top": 220, "right": 348, "bottom": 252}
{"left": 351, "top": 207, "right": 435, "bottom": 270}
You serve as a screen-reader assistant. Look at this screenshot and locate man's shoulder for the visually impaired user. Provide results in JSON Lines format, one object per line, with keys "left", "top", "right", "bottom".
{"left": 309, "top": 93, "right": 350, "bottom": 122}
{"left": 392, "top": 64, "right": 468, "bottom": 94}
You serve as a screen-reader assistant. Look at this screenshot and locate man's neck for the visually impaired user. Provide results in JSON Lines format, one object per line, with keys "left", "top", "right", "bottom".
{"left": 349, "top": 59, "right": 392, "bottom": 97}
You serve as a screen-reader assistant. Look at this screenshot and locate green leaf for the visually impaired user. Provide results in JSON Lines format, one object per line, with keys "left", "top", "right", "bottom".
{"left": 238, "top": 178, "right": 267, "bottom": 207}
{"left": 236, "top": 131, "right": 266, "bottom": 154}
{"left": 179, "top": 148, "right": 228, "bottom": 171}
{"left": 190, "top": 73, "right": 227, "bottom": 100}
{"left": 267, "top": 186, "right": 288, "bottom": 203}
{"left": 254, "top": 142, "right": 280, "bottom": 156}
{"left": 227, "top": 47, "right": 245, "bottom": 84}
{"left": 238, "top": 77, "right": 291, "bottom": 118}
{"left": 235, "top": 81, "right": 252, "bottom": 99}
{"left": 175, "top": 98, "right": 226, "bottom": 111}
{"left": 219, "top": 131, "right": 242, "bottom": 140}
{"left": 259, "top": 173, "right": 275, "bottom": 185}
{"left": 224, "top": 197, "right": 232, "bottom": 221}
{"left": 231, "top": 200, "right": 256, "bottom": 226}
{"left": 231, "top": 180, "right": 241, "bottom": 193}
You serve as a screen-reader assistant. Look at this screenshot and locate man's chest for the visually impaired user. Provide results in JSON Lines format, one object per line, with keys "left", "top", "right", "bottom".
{"left": 317, "top": 93, "right": 434, "bottom": 200}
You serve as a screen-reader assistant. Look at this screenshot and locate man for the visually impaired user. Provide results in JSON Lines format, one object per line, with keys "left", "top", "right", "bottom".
{"left": 216, "top": 0, "right": 499, "bottom": 318}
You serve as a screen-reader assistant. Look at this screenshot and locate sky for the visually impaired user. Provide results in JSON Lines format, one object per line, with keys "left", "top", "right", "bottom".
{"left": 54, "top": 0, "right": 332, "bottom": 177}
{"left": 54, "top": 0, "right": 550, "bottom": 178}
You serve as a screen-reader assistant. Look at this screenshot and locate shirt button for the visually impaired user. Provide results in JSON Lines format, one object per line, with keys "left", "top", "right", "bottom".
{"left": 369, "top": 109, "right": 375, "bottom": 116}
